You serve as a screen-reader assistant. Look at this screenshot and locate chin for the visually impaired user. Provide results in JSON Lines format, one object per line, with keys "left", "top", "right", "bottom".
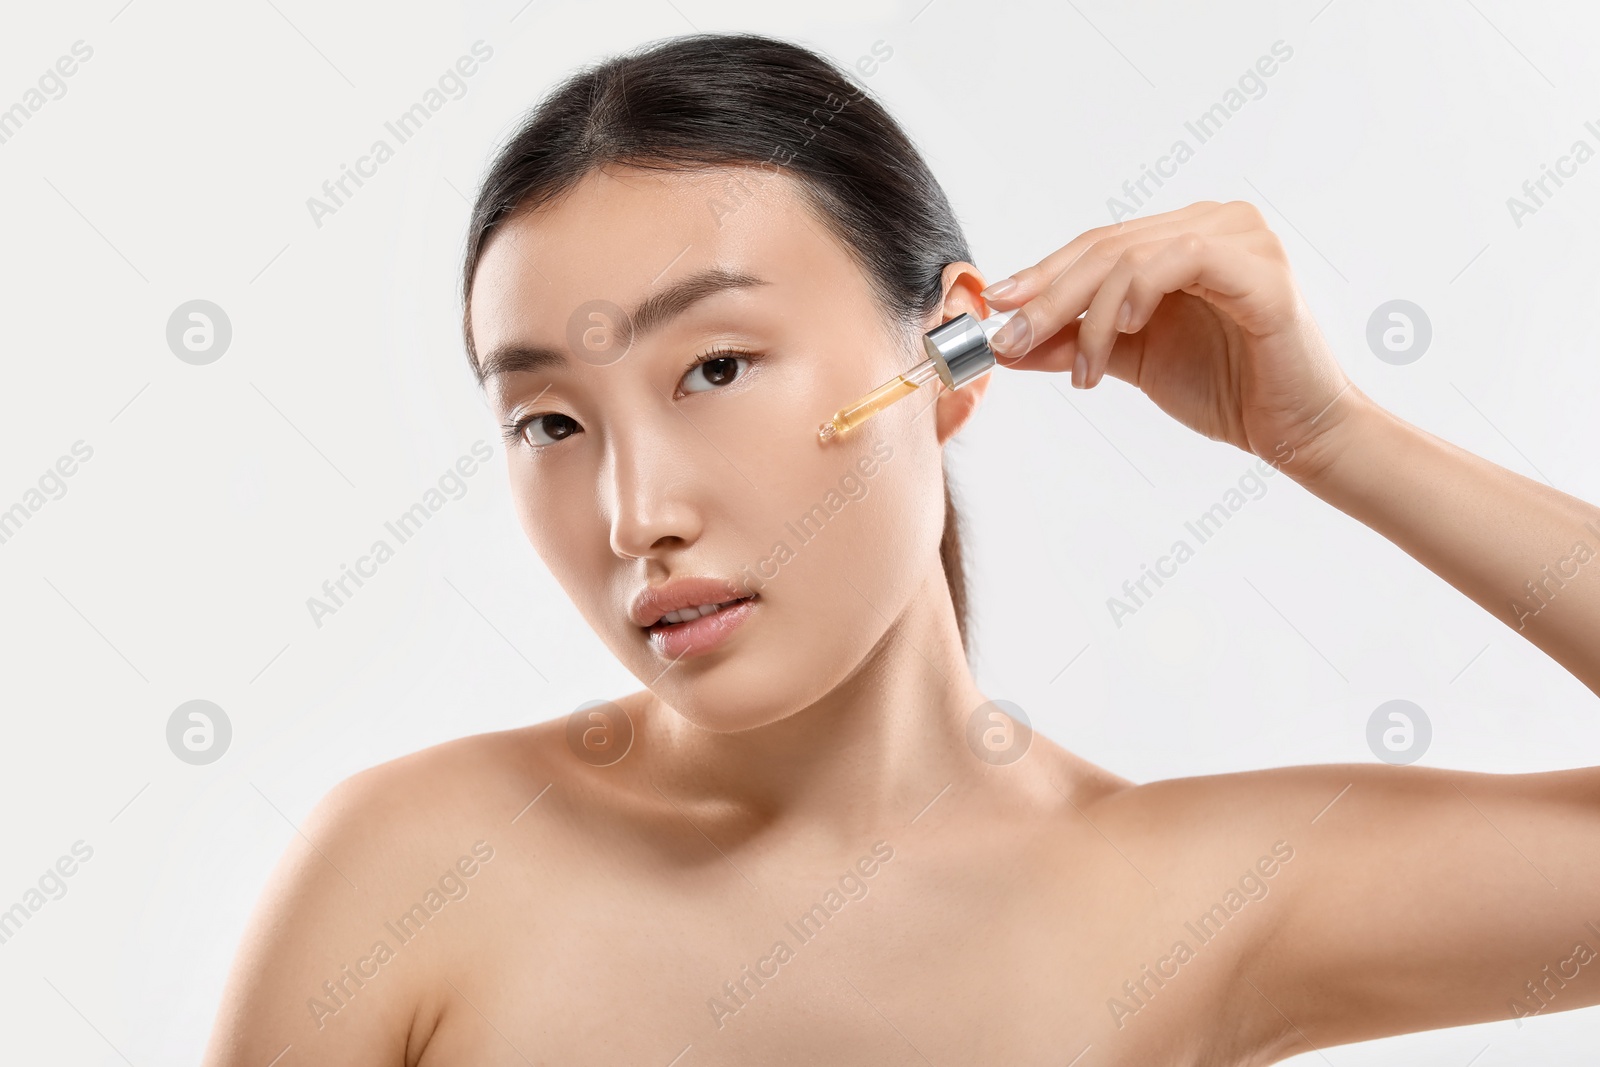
{"left": 639, "top": 653, "right": 812, "bottom": 734}
{"left": 601, "top": 577, "right": 888, "bottom": 734}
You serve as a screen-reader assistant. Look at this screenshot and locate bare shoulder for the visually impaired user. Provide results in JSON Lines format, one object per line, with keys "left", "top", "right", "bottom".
{"left": 1064, "top": 760, "right": 1378, "bottom": 889}
{"left": 1074, "top": 759, "right": 1600, "bottom": 1061}
{"left": 203, "top": 717, "right": 575, "bottom": 1066}
{"left": 324, "top": 718, "right": 567, "bottom": 829}
{"left": 1082, "top": 759, "right": 1456, "bottom": 848}
{"left": 1030, "top": 734, "right": 1138, "bottom": 805}
{"left": 1020, "top": 743, "right": 1342, "bottom": 877}
{"left": 1059, "top": 760, "right": 1456, "bottom": 1062}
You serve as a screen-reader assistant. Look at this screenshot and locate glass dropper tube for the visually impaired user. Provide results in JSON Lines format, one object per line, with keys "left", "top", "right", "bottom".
{"left": 817, "top": 360, "right": 941, "bottom": 440}
{"left": 818, "top": 309, "right": 1016, "bottom": 442}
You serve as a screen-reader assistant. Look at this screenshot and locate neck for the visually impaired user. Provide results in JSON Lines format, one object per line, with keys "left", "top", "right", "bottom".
{"left": 639, "top": 570, "right": 987, "bottom": 841}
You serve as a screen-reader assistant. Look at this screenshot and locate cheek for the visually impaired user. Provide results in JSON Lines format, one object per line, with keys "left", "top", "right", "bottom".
{"left": 752, "top": 428, "right": 946, "bottom": 625}
{"left": 712, "top": 348, "right": 947, "bottom": 613}
{"left": 508, "top": 464, "right": 610, "bottom": 609}
{"left": 656, "top": 431, "right": 945, "bottom": 731}
{"left": 711, "top": 372, "right": 831, "bottom": 473}
{"left": 704, "top": 353, "right": 901, "bottom": 509}
{"left": 510, "top": 466, "right": 562, "bottom": 552}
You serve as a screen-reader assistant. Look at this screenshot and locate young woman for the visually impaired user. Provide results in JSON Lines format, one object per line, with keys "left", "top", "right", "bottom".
{"left": 204, "top": 32, "right": 1600, "bottom": 1066}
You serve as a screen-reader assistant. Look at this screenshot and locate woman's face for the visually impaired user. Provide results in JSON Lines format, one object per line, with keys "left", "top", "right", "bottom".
{"left": 469, "top": 164, "right": 981, "bottom": 732}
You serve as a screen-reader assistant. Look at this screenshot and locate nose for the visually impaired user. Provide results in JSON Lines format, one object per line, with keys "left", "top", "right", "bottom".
{"left": 604, "top": 423, "right": 705, "bottom": 561}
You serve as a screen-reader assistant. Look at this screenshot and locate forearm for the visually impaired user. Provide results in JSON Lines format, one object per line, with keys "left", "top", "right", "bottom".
{"left": 1293, "top": 392, "right": 1600, "bottom": 696}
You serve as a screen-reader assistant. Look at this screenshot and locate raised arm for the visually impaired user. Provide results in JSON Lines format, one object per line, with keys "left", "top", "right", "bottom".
{"left": 978, "top": 199, "right": 1600, "bottom": 1056}
{"left": 1095, "top": 759, "right": 1600, "bottom": 1060}
{"left": 1294, "top": 392, "right": 1600, "bottom": 695}
{"left": 982, "top": 198, "right": 1600, "bottom": 696}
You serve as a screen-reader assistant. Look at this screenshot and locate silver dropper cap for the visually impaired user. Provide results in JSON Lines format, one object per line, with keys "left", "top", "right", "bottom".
{"left": 922, "top": 309, "right": 1017, "bottom": 389}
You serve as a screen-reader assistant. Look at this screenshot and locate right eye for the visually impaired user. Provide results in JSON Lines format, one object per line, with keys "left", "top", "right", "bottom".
{"left": 508, "top": 412, "right": 582, "bottom": 449}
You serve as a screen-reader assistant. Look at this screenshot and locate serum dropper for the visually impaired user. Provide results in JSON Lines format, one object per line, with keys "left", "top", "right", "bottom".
{"left": 818, "top": 309, "right": 1017, "bottom": 441}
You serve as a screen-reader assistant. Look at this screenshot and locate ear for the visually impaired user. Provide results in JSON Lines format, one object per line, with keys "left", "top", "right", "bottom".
{"left": 930, "top": 261, "right": 996, "bottom": 446}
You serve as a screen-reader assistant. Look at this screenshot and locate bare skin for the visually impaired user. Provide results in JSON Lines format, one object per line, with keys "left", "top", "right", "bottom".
{"left": 203, "top": 179, "right": 1600, "bottom": 1066}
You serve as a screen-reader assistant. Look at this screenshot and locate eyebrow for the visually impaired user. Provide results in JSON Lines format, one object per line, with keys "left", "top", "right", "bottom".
{"left": 475, "top": 266, "right": 772, "bottom": 385}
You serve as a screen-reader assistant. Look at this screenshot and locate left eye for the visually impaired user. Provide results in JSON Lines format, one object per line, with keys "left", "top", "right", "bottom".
{"left": 680, "top": 354, "right": 750, "bottom": 394}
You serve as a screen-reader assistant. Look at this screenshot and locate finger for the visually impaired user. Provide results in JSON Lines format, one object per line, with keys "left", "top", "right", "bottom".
{"left": 995, "top": 314, "right": 1146, "bottom": 391}
{"left": 1078, "top": 229, "right": 1289, "bottom": 389}
{"left": 987, "top": 201, "right": 1263, "bottom": 360}
{"left": 981, "top": 200, "right": 1225, "bottom": 311}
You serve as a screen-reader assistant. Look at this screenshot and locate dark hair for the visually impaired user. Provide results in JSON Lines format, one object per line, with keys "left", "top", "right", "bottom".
{"left": 460, "top": 31, "right": 974, "bottom": 655}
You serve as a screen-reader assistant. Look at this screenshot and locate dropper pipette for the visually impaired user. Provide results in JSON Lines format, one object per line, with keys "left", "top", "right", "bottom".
{"left": 818, "top": 308, "right": 1017, "bottom": 441}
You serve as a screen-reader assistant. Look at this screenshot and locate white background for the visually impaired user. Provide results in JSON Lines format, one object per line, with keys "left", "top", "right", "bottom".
{"left": 2, "top": 0, "right": 1598, "bottom": 1062}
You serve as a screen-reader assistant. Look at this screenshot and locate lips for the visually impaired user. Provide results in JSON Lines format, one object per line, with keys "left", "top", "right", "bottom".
{"left": 629, "top": 577, "right": 758, "bottom": 630}
{"left": 645, "top": 596, "right": 758, "bottom": 659}
{"left": 651, "top": 596, "right": 755, "bottom": 627}
{"left": 629, "top": 577, "right": 760, "bottom": 660}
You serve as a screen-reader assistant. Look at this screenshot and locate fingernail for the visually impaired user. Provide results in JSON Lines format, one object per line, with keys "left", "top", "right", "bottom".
{"left": 1072, "top": 352, "right": 1088, "bottom": 388}
{"left": 990, "top": 310, "right": 1032, "bottom": 356}
{"left": 1116, "top": 299, "right": 1132, "bottom": 332}
{"left": 981, "top": 276, "right": 1017, "bottom": 300}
